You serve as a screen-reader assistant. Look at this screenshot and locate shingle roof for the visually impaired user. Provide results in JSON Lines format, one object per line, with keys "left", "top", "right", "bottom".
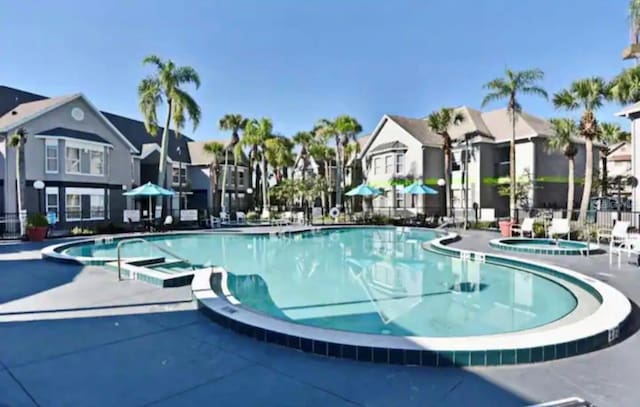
{"left": 387, "top": 115, "right": 442, "bottom": 146}
{"left": 0, "top": 94, "right": 80, "bottom": 131}
{"left": 187, "top": 140, "right": 249, "bottom": 166}
{"left": 480, "top": 108, "right": 553, "bottom": 141}
{"left": 0, "top": 86, "right": 191, "bottom": 161}
{"left": 447, "top": 106, "right": 492, "bottom": 140}
{"left": 370, "top": 140, "right": 408, "bottom": 153}
{"left": 39, "top": 127, "right": 111, "bottom": 145}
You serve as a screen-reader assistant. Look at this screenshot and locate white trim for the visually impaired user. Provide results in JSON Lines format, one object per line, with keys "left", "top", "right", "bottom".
{"left": 44, "top": 139, "right": 59, "bottom": 174}
{"left": 64, "top": 145, "right": 105, "bottom": 177}
{"left": 35, "top": 135, "right": 113, "bottom": 149}
{"left": 137, "top": 143, "right": 175, "bottom": 164}
{"left": 65, "top": 187, "right": 104, "bottom": 196}
{"left": 1, "top": 94, "right": 139, "bottom": 154}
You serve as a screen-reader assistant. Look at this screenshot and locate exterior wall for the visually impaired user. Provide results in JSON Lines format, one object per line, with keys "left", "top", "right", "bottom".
{"left": 2, "top": 98, "right": 135, "bottom": 225}
{"left": 633, "top": 116, "right": 640, "bottom": 210}
{"left": 421, "top": 146, "right": 444, "bottom": 209}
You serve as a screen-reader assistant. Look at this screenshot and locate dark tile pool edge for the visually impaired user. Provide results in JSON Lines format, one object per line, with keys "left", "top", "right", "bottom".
{"left": 488, "top": 238, "right": 604, "bottom": 256}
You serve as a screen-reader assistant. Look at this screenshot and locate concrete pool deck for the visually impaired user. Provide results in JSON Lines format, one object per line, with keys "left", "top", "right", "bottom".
{"left": 1, "top": 227, "right": 640, "bottom": 406}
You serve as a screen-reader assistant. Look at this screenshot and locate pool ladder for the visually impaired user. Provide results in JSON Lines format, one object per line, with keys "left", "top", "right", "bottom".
{"left": 116, "top": 237, "right": 192, "bottom": 281}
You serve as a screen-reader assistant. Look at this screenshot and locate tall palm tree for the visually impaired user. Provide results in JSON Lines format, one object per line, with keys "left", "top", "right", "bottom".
{"left": 265, "top": 136, "right": 295, "bottom": 183}
{"left": 243, "top": 118, "right": 274, "bottom": 217}
{"left": 631, "top": 0, "right": 640, "bottom": 44}
{"left": 426, "top": 107, "right": 466, "bottom": 218}
{"left": 219, "top": 114, "right": 248, "bottom": 212}
{"left": 481, "top": 68, "right": 547, "bottom": 221}
{"left": 548, "top": 118, "right": 579, "bottom": 216}
{"left": 138, "top": 55, "right": 201, "bottom": 213}
{"left": 308, "top": 143, "right": 335, "bottom": 212}
{"left": 315, "top": 116, "right": 362, "bottom": 210}
{"left": 553, "top": 77, "right": 609, "bottom": 222}
{"left": 203, "top": 141, "right": 225, "bottom": 215}
{"left": 232, "top": 143, "right": 245, "bottom": 210}
{"left": 610, "top": 66, "right": 640, "bottom": 104}
{"left": 598, "top": 122, "right": 631, "bottom": 197}
{"left": 9, "top": 128, "right": 27, "bottom": 235}
{"left": 292, "top": 131, "right": 314, "bottom": 181}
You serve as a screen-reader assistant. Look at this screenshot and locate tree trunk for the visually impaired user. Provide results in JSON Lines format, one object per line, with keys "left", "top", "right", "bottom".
{"left": 444, "top": 149, "right": 452, "bottom": 218}
{"left": 601, "top": 153, "right": 608, "bottom": 197}
{"left": 157, "top": 100, "right": 173, "bottom": 214}
{"left": 509, "top": 113, "right": 517, "bottom": 221}
{"left": 234, "top": 161, "right": 239, "bottom": 212}
{"left": 210, "top": 163, "right": 219, "bottom": 216}
{"left": 260, "top": 155, "right": 269, "bottom": 217}
{"left": 16, "top": 138, "right": 25, "bottom": 235}
{"left": 220, "top": 149, "right": 229, "bottom": 213}
{"left": 579, "top": 139, "right": 594, "bottom": 223}
{"left": 335, "top": 136, "right": 343, "bottom": 209}
{"left": 464, "top": 136, "right": 470, "bottom": 229}
{"left": 567, "top": 156, "right": 575, "bottom": 218}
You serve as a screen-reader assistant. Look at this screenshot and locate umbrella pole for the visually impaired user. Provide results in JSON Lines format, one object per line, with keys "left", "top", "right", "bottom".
{"left": 149, "top": 196, "right": 152, "bottom": 224}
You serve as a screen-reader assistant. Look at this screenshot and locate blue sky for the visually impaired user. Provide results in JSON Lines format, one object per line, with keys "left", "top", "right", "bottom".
{"left": 0, "top": 0, "right": 633, "bottom": 141}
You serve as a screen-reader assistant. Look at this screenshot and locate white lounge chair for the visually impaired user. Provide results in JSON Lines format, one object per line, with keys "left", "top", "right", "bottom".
{"left": 209, "top": 215, "right": 221, "bottom": 229}
{"left": 547, "top": 218, "right": 570, "bottom": 240}
{"left": 220, "top": 212, "right": 230, "bottom": 224}
{"left": 236, "top": 212, "right": 246, "bottom": 224}
{"left": 598, "top": 220, "right": 629, "bottom": 246}
{"left": 511, "top": 218, "right": 535, "bottom": 237}
{"left": 294, "top": 212, "right": 305, "bottom": 225}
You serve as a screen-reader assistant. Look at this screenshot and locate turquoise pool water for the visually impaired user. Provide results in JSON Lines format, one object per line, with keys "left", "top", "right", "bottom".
{"left": 501, "top": 239, "right": 587, "bottom": 249}
{"left": 64, "top": 228, "right": 578, "bottom": 337}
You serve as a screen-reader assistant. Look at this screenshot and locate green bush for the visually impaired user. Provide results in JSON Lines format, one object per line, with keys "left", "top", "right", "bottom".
{"left": 533, "top": 222, "right": 546, "bottom": 237}
{"left": 246, "top": 211, "right": 259, "bottom": 221}
{"left": 71, "top": 227, "right": 94, "bottom": 236}
{"left": 471, "top": 221, "right": 496, "bottom": 230}
{"left": 370, "top": 214, "right": 392, "bottom": 225}
{"left": 26, "top": 213, "right": 48, "bottom": 228}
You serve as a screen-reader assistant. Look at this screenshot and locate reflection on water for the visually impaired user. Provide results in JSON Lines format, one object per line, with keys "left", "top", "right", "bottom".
{"left": 69, "top": 228, "right": 577, "bottom": 337}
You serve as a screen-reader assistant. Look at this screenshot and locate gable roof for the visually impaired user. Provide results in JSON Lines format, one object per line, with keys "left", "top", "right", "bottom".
{"left": 0, "top": 94, "right": 80, "bottom": 131}
{"left": 0, "top": 85, "right": 198, "bottom": 159}
{"left": 387, "top": 115, "right": 442, "bottom": 146}
{"left": 447, "top": 106, "right": 492, "bottom": 140}
{"left": 37, "top": 127, "right": 111, "bottom": 145}
{"left": 479, "top": 108, "right": 553, "bottom": 142}
{"left": 370, "top": 140, "right": 408, "bottom": 153}
{"left": 187, "top": 140, "right": 248, "bottom": 166}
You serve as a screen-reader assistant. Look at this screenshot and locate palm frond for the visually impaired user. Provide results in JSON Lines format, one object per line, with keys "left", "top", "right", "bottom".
{"left": 171, "top": 88, "right": 201, "bottom": 131}
{"left": 137, "top": 77, "right": 162, "bottom": 135}
{"left": 174, "top": 65, "right": 201, "bottom": 88}
{"left": 521, "top": 85, "right": 548, "bottom": 100}
{"left": 142, "top": 54, "right": 165, "bottom": 70}
{"left": 599, "top": 122, "right": 630, "bottom": 145}
{"left": 552, "top": 90, "right": 579, "bottom": 111}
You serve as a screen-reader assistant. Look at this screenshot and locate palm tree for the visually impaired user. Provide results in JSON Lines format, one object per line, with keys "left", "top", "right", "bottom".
{"left": 631, "top": 0, "right": 640, "bottom": 44}
{"left": 308, "top": 143, "right": 335, "bottom": 212}
{"left": 292, "top": 131, "right": 314, "bottom": 181}
{"left": 610, "top": 66, "right": 640, "bottom": 104}
{"left": 553, "top": 77, "right": 609, "bottom": 222}
{"left": 138, "top": 55, "right": 201, "bottom": 213}
{"left": 265, "top": 135, "right": 295, "bottom": 183}
{"left": 242, "top": 118, "right": 274, "bottom": 217}
{"left": 8, "top": 128, "right": 27, "bottom": 235}
{"left": 548, "top": 118, "right": 579, "bottom": 216}
{"left": 481, "top": 68, "right": 548, "bottom": 221}
{"left": 598, "top": 122, "right": 631, "bottom": 197}
{"left": 219, "top": 114, "right": 248, "bottom": 213}
{"left": 315, "top": 116, "right": 362, "bottom": 210}
{"left": 426, "top": 107, "right": 466, "bottom": 218}
{"left": 203, "top": 141, "right": 225, "bottom": 215}
{"left": 232, "top": 143, "right": 245, "bottom": 210}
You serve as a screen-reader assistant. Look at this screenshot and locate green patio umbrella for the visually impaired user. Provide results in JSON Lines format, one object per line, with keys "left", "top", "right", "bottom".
{"left": 123, "top": 182, "right": 175, "bottom": 223}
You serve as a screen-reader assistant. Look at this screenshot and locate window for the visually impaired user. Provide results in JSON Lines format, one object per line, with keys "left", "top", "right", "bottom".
{"left": 90, "top": 195, "right": 104, "bottom": 219}
{"left": 395, "top": 190, "right": 404, "bottom": 208}
{"left": 90, "top": 150, "right": 104, "bottom": 175}
{"left": 65, "top": 147, "right": 81, "bottom": 173}
{"left": 395, "top": 154, "right": 404, "bottom": 174}
{"left": 172, "top": 165, "right": 187, "bottom": 184}
{"left": 374, "top": 157, "right": 381, "bottom": 174}
{"left": 45, "top": 187, "right": 59, "bottom": 218}
{"left": 66, "top": 194, "right": 81, "bottom": 221}
{"left": 65, "top": 188, "right": 105, "bottom": 221}
{"left": 385, "top": 155, "right": 392, "bottom": 174}
{"left": 45, "top": 141, "right": 58, "bottom": 173}
{"left": 238, "top": 170, "right": 245, "bottom": 186}
{"left": 65, "top": 143, "right": 104, "bottom": 176}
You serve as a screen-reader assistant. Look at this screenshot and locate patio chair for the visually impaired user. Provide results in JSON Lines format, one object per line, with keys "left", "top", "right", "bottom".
{"left": 159, "top": 215, "right": 174, "bottom": 232}
{"left": 220, "top": 212, "right": 231, "bottom": 224}
{"left": 511, "top": 218, "right": 535, "bottom": 237}
{"left": 236, "top": 212, "right": 246, "bottom": 224}
{"left": 294, "top": 212, "right": 305, "bottom": 225}
{"left": 547, "top": 218, "right": 570, "bottom": 240}
{"left": 597, "top": 220, "right": 629, "bottom": 246}
{"left": 209, "top": 215, "right": 221, "bottom": 229}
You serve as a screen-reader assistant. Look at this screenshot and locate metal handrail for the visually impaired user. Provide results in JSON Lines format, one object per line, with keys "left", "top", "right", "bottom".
{"left": 116, "top": 237, "right": 190, "bottom": 281}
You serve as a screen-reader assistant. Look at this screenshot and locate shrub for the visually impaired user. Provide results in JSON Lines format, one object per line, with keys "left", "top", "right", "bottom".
{"left": 246, "top": 211, "right": 259, "bottom": 221}
{"left": 26, "top": 213, "right": 49, "bottom": 228}
{"left": 471, "top": 221, "right": 496, "bottom": 230}
{"left": 370, "top": 214, "right": 392, "bottom": 225}
{"left": 71, "top": 227, "right": 94, "bottom": 236}
{"left": 533, "top": 222, "right": 546, "bottom": 237}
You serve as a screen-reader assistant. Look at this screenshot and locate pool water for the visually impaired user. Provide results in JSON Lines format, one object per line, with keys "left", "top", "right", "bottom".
{"left": 65, "top": 228, "right": 578, "bottom": 337}
{"left": 503, "top": 239, "right": 587, "bottom": 249}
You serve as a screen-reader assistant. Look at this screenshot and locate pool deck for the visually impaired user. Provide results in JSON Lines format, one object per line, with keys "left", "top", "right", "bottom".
{"left": 1, "top": 227, "right": 639, "bottom": 406}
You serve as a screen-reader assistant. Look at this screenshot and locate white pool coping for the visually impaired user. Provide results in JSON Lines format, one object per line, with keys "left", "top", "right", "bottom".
{"left": 192, "top": 230, "right": 631, "bottom": 353}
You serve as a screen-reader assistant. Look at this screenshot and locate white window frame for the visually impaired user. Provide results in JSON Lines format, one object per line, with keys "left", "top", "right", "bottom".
{"left": 89, "top": 194, "right": 105, "bottom": 220}
{"left": 238, "top": 170, "right": 245, "bottom": 186}
{"left": 65, "top": 141, "right": 105, "bottom": 177}
{"left": 89, "top": 150, "right": 104, "bottom": 176}
{"left": 385, "top": 155, "right": 392, "bottom": 174}
{"left": 65, "top": 193, "right": 82, "bottom": 221}
{"left": 395, "top": 153, "right": 404, "bottom": 174}
{"left": 45, "top": 140, "right": 59, "bottom": 174}
{"left": 65, "top": 187, "right": 105, "bottom": 221}
{"left": 395, "top": 190, "right": 404, "bottom": 208}
{"left": 373, "top": 157, "right": 381, "bottom": 175}
{"left": 172, "top": 164, "right": 188, "bottom": 185}
{"left": 45, "top": 187, "right": 59, "bottom": 215}
{"left": 65, "top": 146, "right": 81, "bottom": 174}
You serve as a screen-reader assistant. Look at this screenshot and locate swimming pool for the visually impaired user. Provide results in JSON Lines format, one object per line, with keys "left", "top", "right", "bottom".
{"left": 490, "top": 237, "right": 599, "bottom": 255}
{"left": 44, "top": 226, "right": 631, "bottom": 366}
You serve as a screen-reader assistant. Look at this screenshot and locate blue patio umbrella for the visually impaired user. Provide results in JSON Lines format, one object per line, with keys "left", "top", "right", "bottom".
{"left": 123, "top": 182, "right": 175, "bottom": 222}
{"left": 346, "top": 183, "right": 382, "bottom": 196}
{"left": 402, "top": 181, "right": 438, "bottom": 195}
